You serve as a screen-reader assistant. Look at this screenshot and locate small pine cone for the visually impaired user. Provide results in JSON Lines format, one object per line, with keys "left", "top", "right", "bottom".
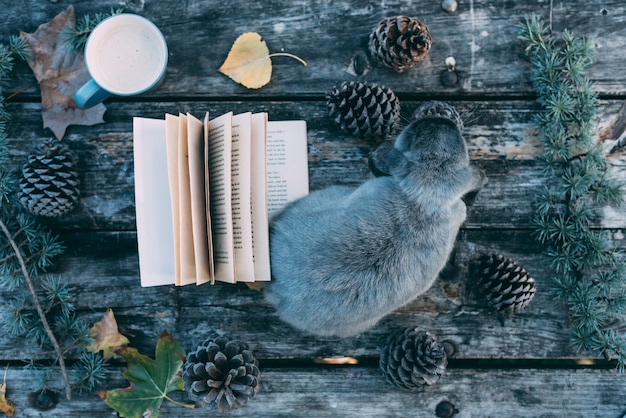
{"left": 469, "top": 254, "right": 537, "bottom": 314}
{"left": 327, "top": 81, "right": 400, "bottom": 138}
{"left": 18, "top": 139, "right": 80, "bottom": 218}
{"left": 369, "top": 16, "right": 432, "bottom": 72}
{"left": 182, "top": 334, "right": 261, "bottom": 412}
{"left": 380, "top": 327, "right": 447, "bottom": 390}
{"left": 413, "top": 101, "right": 464, "bottom": 132}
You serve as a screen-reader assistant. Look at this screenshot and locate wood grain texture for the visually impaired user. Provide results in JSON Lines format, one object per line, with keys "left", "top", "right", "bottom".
{"left": 2, "top": 366, "right": 625, "bottom": 417}
{"left": 1, "top": 0, "right": 626, "bottom": 416}
{"left": 1, "top": 0, "right": 626, "bottom": 98}
{"left": 4, "top": 100, "right": 626, "bottom": 231}
{"left": 1, "top": 229, "right": 623, "bottom": 362}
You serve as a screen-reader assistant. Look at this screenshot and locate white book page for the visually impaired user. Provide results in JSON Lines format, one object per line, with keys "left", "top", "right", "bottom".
{"left": 266, "top": 120, "right": 309, "bottom": 220}
{"left": 250, "top": 113, "right": 271, "bottom": 281}
{"left": 187, "top": 113, "right": 212, "bottom": 285}
{"left": 231, "top": 112, "right": 255, "bottom": 282}
{"left": 202, "top": 112, "right": 215, "bottom": 284}
{"left": 208, "top": 112, "right": 236, "bottom": 283}
{"left": 133, "top": 117, "right": 175, "bottom": 287}
{"left": 165, "top": 114, "right": 181, "bottom": 284}
{"left": 177, "top": 114, "right": 196, "bottom": 285}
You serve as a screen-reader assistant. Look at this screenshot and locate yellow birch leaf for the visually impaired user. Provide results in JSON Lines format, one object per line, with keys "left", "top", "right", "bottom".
{"left": 87, "top": 308, "right": 130, "bottom": 361}
{"left": 219, "top": 32, "right": 272, "bottom": 89}
{"left": 1, "top": 366, "right": 15, "bottom": 418}
{"left": 219, "top": 32, "right": 307, "bottom": 89}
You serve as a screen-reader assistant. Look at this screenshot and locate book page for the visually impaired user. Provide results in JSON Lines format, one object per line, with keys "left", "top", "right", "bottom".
{"left": 177, "top": 113, "right": 196, "bottom": 285}
{"left": 207, "top": 112, "right": 236, "bottom": 283}
{"left": 202, "top": 112, "right": 215, "bottom": 284}
{"left": 165, "top": 114, "right": 181, "bottom": 284}
{"left": 266, "top": 121, "right": 309, "bottom": 220}
{"left": 231, "top": 112, "right": 255, "bottom": 282}
{"left": 187, "top": 113, "right": 212, "bottom": 285}
{"left": 133, "top": 117, "right": 175, "bottom": 287}
{"left": 250, "top": 113, "right": 271, "bottom": 281}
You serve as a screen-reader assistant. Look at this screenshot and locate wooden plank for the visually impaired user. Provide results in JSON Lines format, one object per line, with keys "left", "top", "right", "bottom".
{"left": 2, "top": 0, "right": 626, "bottom": 97}
{"left": 4, "top": 100, "right": 626, "bottom": 230}
{"left": 2, "top": 366, "right": 625, "bottom": 417}
{"left": 1, "top": 1, "right": 624, "bottom": 415}
{"left": 1, "top": 229, "right": 622, "bottom": 361}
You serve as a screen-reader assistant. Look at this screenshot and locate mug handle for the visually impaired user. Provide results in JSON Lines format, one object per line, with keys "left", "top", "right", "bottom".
{"left": 74, "top": 79, "right": 111, "bottom": 109}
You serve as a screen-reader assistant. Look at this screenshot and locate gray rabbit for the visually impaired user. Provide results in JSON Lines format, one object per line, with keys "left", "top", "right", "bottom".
{"left": 265, "top": 102, "right": 485, "bottom": 337}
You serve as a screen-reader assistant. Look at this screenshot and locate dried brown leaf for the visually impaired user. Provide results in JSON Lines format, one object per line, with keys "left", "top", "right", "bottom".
{"left": 0, "top": 366, "right": 15, "bottom": 418}
{"left": 245, "top": 281, "right": 265, "bottom": 291}
{"left": 87, "top": 308, "right": 130, "bottom": 361}
{"left": 20, "top": 5, "right": 106, "bottom": 140}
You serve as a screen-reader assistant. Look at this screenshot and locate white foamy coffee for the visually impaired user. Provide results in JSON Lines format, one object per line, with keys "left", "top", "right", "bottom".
{"left": 85, "top": 14, "right": 167, "bottom": 95}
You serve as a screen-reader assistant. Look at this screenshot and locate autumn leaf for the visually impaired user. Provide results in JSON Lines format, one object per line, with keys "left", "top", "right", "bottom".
{"left": 219, "top": 32, "right": 307, "bottom": 89}
{"left": 97, "top": 332, "right": 194, "bottom": 418}
{"left": 0, "top": 366, "right": 15, "bottom": 418}
{"left": 87, "top": 308, "right": 130, "bottom": 361}
{"left": 20, "top": 5, "right": 106, "bottom": 140}
{"left": 245, "top": 281, "right": 265, "bottom": 291}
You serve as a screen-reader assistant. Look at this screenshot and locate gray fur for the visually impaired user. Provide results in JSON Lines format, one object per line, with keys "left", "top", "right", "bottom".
{"left": 265, "top": 113, "right": 485, "bottom": 338}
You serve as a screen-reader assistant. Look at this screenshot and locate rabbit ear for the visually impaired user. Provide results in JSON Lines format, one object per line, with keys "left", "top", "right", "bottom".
{"left": 461, "top": 166, "right": 487, "bottom": 207}
{"left": 369, "top": 143, "right": 410, "bottom": 177}
{"left": 385, "top": 147, "right": 411, "bottom": 176}
{"left": 368, "top": 142, "right": 394, "bottom": 177}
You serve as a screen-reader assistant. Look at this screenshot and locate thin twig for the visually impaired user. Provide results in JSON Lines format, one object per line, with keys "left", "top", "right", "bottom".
{"left": 4, "top": 86, "right": 30, "bottom": 102}
{"left": 0, "top": 218, "right": 72, "bottom": 401}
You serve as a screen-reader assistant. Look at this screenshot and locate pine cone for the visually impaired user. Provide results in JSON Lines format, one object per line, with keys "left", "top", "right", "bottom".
{"left": 380, "top": 327, "right": 447, "bottom": 389}
{"left": 327, "top": 81, "right": 400, "bottom": 138}
{"left": 413, "top": 101, "right": 464, "bottom": 132}
{"left": 369, "top": 16, "right": 432, "bottom": 72}
{"left": 182, "top": 334, "right": 261, "bottom": 412}
{"left": 469, "top": 254, "right": 537, "bottom": 314}
{"left": 18, "top": 139, "right": 80, "bottom": 218}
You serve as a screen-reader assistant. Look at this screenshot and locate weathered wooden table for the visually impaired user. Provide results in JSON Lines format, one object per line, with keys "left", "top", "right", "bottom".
{"left": 2, "top": 0, "right": 626, "bottom": 416}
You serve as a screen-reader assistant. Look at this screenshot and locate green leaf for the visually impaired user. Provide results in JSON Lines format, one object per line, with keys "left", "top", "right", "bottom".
{"left": 97, "top": 332, "right": 194, "bottom": 418}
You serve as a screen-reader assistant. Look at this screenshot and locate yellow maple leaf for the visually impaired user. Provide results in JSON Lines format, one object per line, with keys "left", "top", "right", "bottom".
{"left": 219, "top": 32, "right": 307, "bottom": 89}
{"left": 87, "top": 308, "right": 130, "bottom": 361}
{"left": 1, "top": 366, "right": 15, "bottom": 418}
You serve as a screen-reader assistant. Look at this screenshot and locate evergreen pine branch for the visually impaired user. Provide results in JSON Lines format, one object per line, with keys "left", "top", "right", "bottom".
{"left": 8, "top": 35, "right": 29, "bottom": 61}
{"left": 61, "top": 8, "right": 124, "bottom": 51}
{"left": 0, "top": 218, "right": 72, "bottom": 400}
{"left": 519, "top": 15, "right": 626, "bottom": 371}
{"left": 0, "top": 34, "right": 105, "bottom": 399}
{"left": 75, "top": 351, "right": 108, "bottom": 393}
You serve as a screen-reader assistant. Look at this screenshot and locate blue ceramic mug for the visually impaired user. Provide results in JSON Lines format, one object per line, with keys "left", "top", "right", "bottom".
{"left": 74, "top": 14, "right": 168, "bottom": 109}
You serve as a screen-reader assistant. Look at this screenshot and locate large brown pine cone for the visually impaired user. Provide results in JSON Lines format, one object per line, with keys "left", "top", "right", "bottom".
{"left": 327, "top": 81, "right": 400, "bottom": 138}
{"left": 469, "top": 253, "right": 537, "bottom": 314}
{"left": 18, "top": 139, "right": 80, "bottom": 218}
{"left": 369, "top": 16, "right": 432, "bottom": 72}
{"left": 182, "top": 334, "right": 261, "bottom": 412}
{"left": 380, "top": 327, "right": 447, "bottom": 389}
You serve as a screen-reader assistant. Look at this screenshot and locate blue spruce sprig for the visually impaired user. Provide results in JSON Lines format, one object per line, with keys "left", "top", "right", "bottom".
{"left": 519, "top": 15, "right": 626, "bottom": 371}
{"left": 0, "top": 36, "right": 106, "bottom": 398}
{"left": 61, "top": 8, "right": 123, "bottom": 51}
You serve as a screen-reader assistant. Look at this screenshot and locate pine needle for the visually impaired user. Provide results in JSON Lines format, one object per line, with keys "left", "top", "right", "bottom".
{"left": 520, "top": 15, "right": 626, "bottom": 372}
{"left": 0, "top": 33, "right": 107, "bottom": 398}
{"left": 61, "top": 8, "right": 124, "bottom": 51}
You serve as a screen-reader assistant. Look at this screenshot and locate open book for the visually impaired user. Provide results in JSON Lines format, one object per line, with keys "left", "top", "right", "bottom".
{"left": 133, "top": 112, "right": 308, "bottom": 287}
